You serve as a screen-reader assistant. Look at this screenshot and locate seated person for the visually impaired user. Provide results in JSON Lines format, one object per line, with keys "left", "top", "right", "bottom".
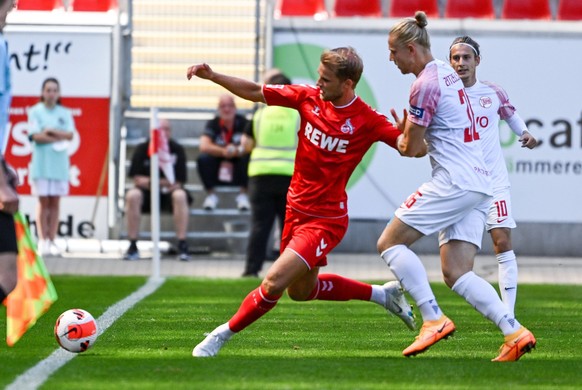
{"left": 197, "top": 94, "right": 250, "bottom": 211}
{"left": 123, "top": 118, "right": 193, "bottom": 261}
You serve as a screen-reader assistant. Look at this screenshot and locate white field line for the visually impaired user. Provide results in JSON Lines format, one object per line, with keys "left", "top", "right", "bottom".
{"left": 6, "top": 277, "right": 166, "bottom": 390}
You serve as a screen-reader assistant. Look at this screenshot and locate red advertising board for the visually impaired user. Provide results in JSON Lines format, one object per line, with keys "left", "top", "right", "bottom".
{"left": 4, "top": 96, "right": 109, "bottom": 196}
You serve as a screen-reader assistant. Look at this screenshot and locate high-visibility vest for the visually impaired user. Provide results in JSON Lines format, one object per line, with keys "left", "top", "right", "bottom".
{"left": 248, "top": 105, "right": 299, "bottom": 177}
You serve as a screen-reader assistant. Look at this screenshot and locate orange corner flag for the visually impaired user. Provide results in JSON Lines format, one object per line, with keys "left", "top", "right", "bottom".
{"left": 5, "top": 212, "right": 58, "bottom": 346}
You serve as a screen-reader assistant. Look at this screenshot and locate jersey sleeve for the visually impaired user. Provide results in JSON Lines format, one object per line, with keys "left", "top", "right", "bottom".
{"left": 484, "top": 81, "right": 517, "bottom": 120}
{"left": 263, "top": 84, "right": 314, "bottom": 110}
{"left": 371, "top": 111, "right": 401, "bottom": 149}
{"left": 407, "top": 76, "right": 440, "bottom": 128}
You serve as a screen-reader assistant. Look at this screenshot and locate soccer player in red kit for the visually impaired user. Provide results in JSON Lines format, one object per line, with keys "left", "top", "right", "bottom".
{"left": 187, "top": 47, "right": 424, "bottom": 357}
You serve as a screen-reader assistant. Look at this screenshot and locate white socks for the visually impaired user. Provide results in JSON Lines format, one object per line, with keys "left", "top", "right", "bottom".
{"left": 497, "top": 250, "right": 517, "bottom": 317}
{"left": 381, "top": 245, "right": 442, "bottom": 321}
{"left": 370, "top": 285, "right": 386, "bottom": 306}
{"left": 214, "top": 322, "right": 235, "bottom": 340}
{"left": 452, "top": 271, "right": 520, "bottom": 336}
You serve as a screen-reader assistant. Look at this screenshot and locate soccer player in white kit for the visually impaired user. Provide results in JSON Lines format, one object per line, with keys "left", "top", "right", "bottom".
{"left": 449, "top": 36, "right": 538, "bottom": 319}
{"left": 377, "top": 12, "right": 536, "bottom": 361}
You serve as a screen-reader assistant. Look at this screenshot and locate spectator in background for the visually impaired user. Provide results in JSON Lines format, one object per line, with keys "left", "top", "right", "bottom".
{"left": 28, "top": 78, "right": 75, "bottom": 257}
{"left": 197, "top": 94, "right": 250, "bottom": 211}
{"left": 0, "top": 0, "right": 14, "bottom": 155}
{"left": 123, "top": 118, "right": 193, "bottom": 261}
{"left": 241, "top": 70, "right": 298, "bottom": 277}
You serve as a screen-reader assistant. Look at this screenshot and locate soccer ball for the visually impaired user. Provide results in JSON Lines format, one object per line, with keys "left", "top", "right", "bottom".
{"left": 54, "top": 309, "right": 99, "bottom": 353}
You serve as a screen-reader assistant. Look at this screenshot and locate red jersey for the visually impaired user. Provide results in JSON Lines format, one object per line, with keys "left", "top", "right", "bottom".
{"left": 263, "top": 84, "right": 401, "bottom": 217}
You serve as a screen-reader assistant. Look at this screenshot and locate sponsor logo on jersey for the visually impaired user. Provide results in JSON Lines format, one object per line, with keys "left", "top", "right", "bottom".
{"left": 340, "top": 118, "right": 354, "bottom": 134}
{"left": 311, "top": 106, "right": 321, "bottom": 116}
{"left": 479, "top": 96, "right": 493, "bottom": 108}
{"left": 409, "top": 105, "right": 424, "bottom": 119}
{"left": 304, "top": 122, "right": 349, "bottom": 153}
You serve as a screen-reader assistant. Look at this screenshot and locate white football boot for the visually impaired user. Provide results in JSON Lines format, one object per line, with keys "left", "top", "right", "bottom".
{"left": 383, "top": 281, "right": 417, "bottom": 331}
{"left": 192, "top": 331, "right": 228, "bottom": 357}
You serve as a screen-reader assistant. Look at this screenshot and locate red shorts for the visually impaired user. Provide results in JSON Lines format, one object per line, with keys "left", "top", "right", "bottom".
{"left": 281, "top": 207, "right": 348, "bottom": 269}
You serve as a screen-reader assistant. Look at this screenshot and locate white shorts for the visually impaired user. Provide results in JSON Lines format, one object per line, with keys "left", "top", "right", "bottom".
{"left": 485, "top": 186, "right": 517, "bottom": 231}
{"left": 395, "top": 178, "right": 491, "bottom": 249}
{"left": 31, "top": 179, "right": 69, "bottom": 197}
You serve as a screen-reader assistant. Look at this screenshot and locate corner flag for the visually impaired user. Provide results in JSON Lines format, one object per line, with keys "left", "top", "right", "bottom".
{"left": 148, "top": 126, "right": 175, "bottom": 185}
{"left": 5, "top": 212, "right": 58, "bottom": 346}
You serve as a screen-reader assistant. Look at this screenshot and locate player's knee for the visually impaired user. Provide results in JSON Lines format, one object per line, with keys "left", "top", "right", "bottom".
{"left": 286, "top": 287, "right": 310, "bottom": 301}
{"left": 126, "top": 189, "right": 142, "bottom": 205}
{"left": 172, "top": 188, "right": 186, "bottom": 203}
{"left": 261, "top": 278, "right": 285, "bottom": 298}
{"left": 493, "top": 238, "right": 512, "bottom": 253}
{"left": 376, "top": 236, "right": 389, "bottom": 254}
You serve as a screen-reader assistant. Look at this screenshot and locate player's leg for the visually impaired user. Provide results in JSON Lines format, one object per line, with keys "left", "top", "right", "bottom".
{"left": 379, "top": 217, "right": 443, "bottom": 321}
{"left": 193, "top": 249, "right": 309, "bottom": 357}
{"left": 379, "top": 183, "right": 490, "bottom": 356}
{"left": 487, "top": 188, "right": 518, "bottom": 317}
{"left": 443, "top": 207, "right": 535, "bottom": 361}
{"left": 491, "top": 228, "right": 517, "bottom": 316}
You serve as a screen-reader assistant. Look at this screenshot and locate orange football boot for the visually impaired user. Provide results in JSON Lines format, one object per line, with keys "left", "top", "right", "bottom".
{"left": 403, "top": 315, "right": 455, "bottom": 357}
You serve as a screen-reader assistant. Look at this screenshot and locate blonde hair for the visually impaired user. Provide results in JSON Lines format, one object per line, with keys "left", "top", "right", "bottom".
{"left": 389, "top": 11, "right": 431, "bottom": 50}
{"left": 320, "top": 46, "right": 364, "bottom": 87}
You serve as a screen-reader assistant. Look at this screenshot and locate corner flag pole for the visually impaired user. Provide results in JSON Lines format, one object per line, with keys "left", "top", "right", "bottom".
{"left": 149, "top": 108, "right": 161, "bottom": 279}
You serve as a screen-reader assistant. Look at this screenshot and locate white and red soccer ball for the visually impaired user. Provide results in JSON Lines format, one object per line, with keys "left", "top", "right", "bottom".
{"left": 54, "top": 309, "right": 98, "bottom": 353}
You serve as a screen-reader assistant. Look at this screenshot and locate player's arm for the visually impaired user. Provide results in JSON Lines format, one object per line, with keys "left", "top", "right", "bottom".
{"left": 187, "top": 63, "right": 266, "bottom": 104}
{"left": 0, "top": 159, "right": 18, "bottom": 215}
{"left": 398, "top": 119, "right": 427, "bottom": 158}
{"left": 505, "top": 112, "right": 537, "bottom": 149}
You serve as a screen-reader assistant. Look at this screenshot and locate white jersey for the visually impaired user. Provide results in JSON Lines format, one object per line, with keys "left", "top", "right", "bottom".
{"left": 408, "top": 60, "right": 491, "bottom": 195}
{"left": 465, "top": 80, "right": 516, "bottom": 189}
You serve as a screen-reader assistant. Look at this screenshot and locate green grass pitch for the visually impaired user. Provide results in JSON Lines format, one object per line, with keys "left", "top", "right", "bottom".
{"left": 2, "top": 276, "right": 582, "bottom": 389}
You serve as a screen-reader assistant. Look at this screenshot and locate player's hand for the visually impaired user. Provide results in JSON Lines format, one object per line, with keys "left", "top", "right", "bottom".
{"left": 187, "top": 63, "right": 213, "bottom": 80}
{"left": 390, "top": 108, "right": 407, "bottom": 132}
{"left": 519, "top": 131, "right": 537, "bottom": 149}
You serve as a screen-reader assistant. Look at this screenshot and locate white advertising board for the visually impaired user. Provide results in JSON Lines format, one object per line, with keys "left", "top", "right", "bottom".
{"left": 273, "top": 24, "right": 582, "bottom": 223}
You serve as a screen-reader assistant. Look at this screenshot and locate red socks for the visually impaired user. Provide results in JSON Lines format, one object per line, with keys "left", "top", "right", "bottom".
{"left": 228, "top": 285, "right": 281, "bottom": 332}
{"left": 228, "top": 275, "right": 372, "bottom": 333}
{"left": 307, "top": 274, "right": 372, "bottom": 301}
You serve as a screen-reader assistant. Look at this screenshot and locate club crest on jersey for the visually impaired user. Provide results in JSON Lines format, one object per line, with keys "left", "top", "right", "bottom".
{"left": 311, "top": 106, "right": 321, "bottom": 116}
{"left": 409, "top": 105, "right": 424, "bottom": 119}
{"left": 340, "top": 118, "right": 354, "bottom": 134}
{"left": 479, "top": 96, "right": 492, "bottom": 108}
